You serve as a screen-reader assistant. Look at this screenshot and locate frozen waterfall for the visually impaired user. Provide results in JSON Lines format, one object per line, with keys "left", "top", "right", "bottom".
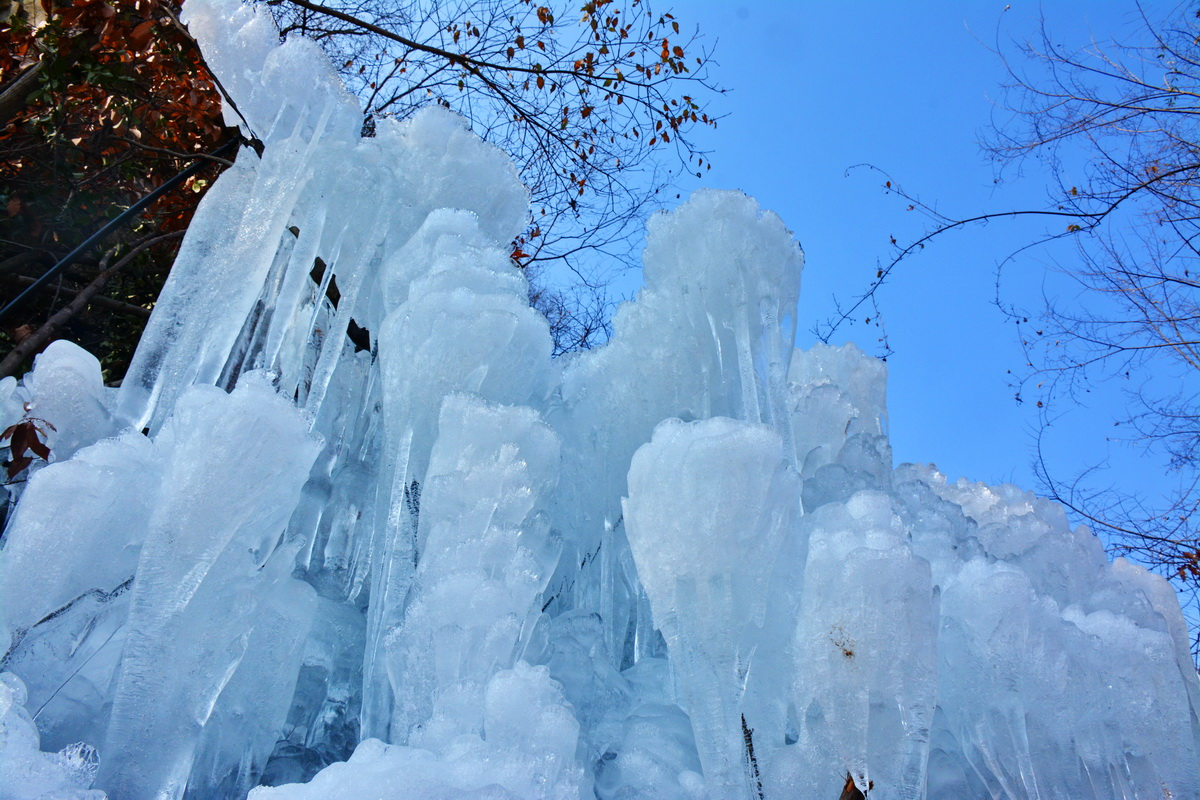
{"left": 1, "top": 1, "right": 1198, "bottom": 798}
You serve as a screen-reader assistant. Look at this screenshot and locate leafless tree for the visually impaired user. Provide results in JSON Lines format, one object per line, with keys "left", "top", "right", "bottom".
{"left": 819, "top": 4, "right": 1200, "bottom": 654}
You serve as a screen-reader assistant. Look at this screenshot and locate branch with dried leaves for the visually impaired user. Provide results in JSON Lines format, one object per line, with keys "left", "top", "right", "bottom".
{"left": 262, "top": 0, "right": 723, "bottom": 352}
{"left": 0, "top": 0, "right": 231, "bottom": 379}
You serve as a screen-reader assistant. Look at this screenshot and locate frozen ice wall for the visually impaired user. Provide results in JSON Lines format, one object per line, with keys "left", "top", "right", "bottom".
{"left": 1, "top": 1, "right": 1198, "bottom": 798}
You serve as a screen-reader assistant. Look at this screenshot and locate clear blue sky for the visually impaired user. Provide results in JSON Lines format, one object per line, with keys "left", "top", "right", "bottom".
{"left": 667, "top": 1, "right": 1167, "bottom": 508}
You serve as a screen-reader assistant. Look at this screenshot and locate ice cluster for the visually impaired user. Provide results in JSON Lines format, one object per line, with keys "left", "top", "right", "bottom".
{"left": 1, "top": 1, "right": 1198, "bottom": 798}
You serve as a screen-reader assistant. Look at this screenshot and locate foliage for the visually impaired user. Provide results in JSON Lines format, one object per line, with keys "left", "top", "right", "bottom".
{"left": 264, "top": 0, "right": 722, "bottom": 351}
{"left": 0, "top": 0, "right": 234, "bottom": 381}
{"left": 1, "top": 0, "right": 719, "bottom": 369}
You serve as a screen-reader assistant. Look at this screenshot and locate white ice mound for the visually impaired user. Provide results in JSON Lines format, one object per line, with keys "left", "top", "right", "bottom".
{"left": 1, "top": 1, "right": 1197, "bottom": 798}
{"left": 250, "top": 663, "right": 584, "bottom": 800}
{"left": 0, "top": 673, "right": 102, "bottom": 800}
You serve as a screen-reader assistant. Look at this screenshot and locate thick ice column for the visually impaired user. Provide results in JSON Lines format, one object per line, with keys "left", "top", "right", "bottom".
{"left": 888, "top": 463, "right": 1200, "bottom": 798}
{"left": 18, "top": 341, "right": 116, "bottom": 462}
{"left": 362, "top": 231, "right": 552, "bottom": 740}
{"left": 290, "top": 110, "right": 532, "bottom": 607}
{"left": 916, "top": 470, "right": 1200, "bottom": 798}
{"left": 96, "top": 376, "right": 321, "bottom": 799}
{"left": 184, "top": 550, "right": 317, "bottom": 798}
{"left": 637, "top": 190, "right": 802, "bottom": 435}
{"left": 122, "top": 0, "right": 542, "bottom": 760}
{"left": 929, "top": 560, "right": 1046, "bottom": 798}
{"left": 1109, "top": 558, "right": 1200, "bottom": 750}
{"left": 385, "top": 394, "right": 562, "bottom": 748}
{"left": 0, "top": 432, "right": 157, "bottom": 635}
{"left": 375, "top": 231, "right": 552, "bottom": 490}
{"left": 116, "top": 0, "right": 362, "bottom": 431}
{"left": 785, "top": 491, "right": 937, "bottom": 800}
{"left": 623, "top": 417, "right": 799, "bottom": 798}
{"left": 0, "top": 346, "right": 157, "bottom": 756}
{"left": 552, "top": 190, "right": 802, "bottom": 657}
{"left": 558, "top": 191, "right": 803, "bottom": 498}
{"left": 0, "top": 432, "right": 159, "bottom": 754}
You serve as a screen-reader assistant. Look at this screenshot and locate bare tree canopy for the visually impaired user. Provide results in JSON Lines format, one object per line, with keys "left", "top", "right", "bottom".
{"left": 993, "top": 6, "right": 1200, "bottom": 632}
{"left": 822, "top": 5, "right": 1200, "bottom": 653}
{"left": 263, "top": 0, "right": 724, "bottom": 353}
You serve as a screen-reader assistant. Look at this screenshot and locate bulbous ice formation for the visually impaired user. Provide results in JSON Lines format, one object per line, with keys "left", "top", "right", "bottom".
{"left": 0, "top": 2, "right": 1196, "bottom": 798}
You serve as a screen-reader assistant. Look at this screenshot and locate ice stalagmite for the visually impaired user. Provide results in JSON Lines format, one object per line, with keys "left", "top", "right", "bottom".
{"left": 1, "top": 1, "right": 1198, "bottom": 798}
{"left": 96, "top": 376, "right": 321, "bottom": 797}
{"left": 624, "top": 418, "right": 798, "bottom": 797}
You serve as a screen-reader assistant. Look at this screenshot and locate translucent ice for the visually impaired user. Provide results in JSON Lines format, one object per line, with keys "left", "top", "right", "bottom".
{"left": 384, "top": 394, "right": 561, "bottom": 748}
{"left": 0, "top": 432, "right": 157, "bottom": 633}
{"left": 20, "top": 341, "right": 115, "bottom": 462}
{"left": 251, "top": 663, "right": 585, "bottom": 800}
{"left": 0, "top": 672, "right": 103, "bottom": 800}
{"left": 2, "top": 1, "right": 1198, "bottom": 797}
{"left": 96, "top": 375, "right": 321, "bottom": 797}
{"left": 624, "top": 417, "right": 799, "bottom": 797}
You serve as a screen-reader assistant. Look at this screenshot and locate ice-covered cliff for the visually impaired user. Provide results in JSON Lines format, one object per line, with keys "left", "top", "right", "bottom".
{"left": 1, "top": 1, "right": 1197, "bottom": 798}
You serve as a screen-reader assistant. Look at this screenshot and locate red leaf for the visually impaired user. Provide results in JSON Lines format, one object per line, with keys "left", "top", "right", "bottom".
{"left": 7, "top": 455, "right": 32, "bottom": 480}
{"left": 9, "top": 421, "right": 32, "bottom": 461}
{"left": 129, "top": 20, "right": 155, "bottom": 52}
{"left": 28, "top": 436, "right": 50, "bottom": 461}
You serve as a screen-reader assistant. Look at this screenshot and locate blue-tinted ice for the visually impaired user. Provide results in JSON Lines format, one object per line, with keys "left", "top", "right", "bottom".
{"left": 1, "top": 1, "right": 1197, "bottom": 797}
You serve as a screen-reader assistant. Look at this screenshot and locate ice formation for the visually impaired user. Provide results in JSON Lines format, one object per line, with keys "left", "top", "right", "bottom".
{"left": 1, "top": 1, "right": 1198, "bottom": 798}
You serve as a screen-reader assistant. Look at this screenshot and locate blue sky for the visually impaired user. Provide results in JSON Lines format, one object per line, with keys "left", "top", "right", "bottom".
{"left": 670, "top": 1, "right": 1167, "bottom": 506}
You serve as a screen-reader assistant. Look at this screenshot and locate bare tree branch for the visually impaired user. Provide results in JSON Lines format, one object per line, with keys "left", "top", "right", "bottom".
{"left": 829, "top": 3, "right": 1200, "bottom": 656}
{"left": 0, "top": 231, "right": 184, "bottom": 378}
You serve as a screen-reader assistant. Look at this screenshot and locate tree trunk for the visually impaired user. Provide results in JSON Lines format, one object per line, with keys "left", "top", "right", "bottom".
{"left": 0, "top": 231, "right": 181, "bottom": 378}
{"left": 0, "top": 59, "right": 45, "bottom": 129}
